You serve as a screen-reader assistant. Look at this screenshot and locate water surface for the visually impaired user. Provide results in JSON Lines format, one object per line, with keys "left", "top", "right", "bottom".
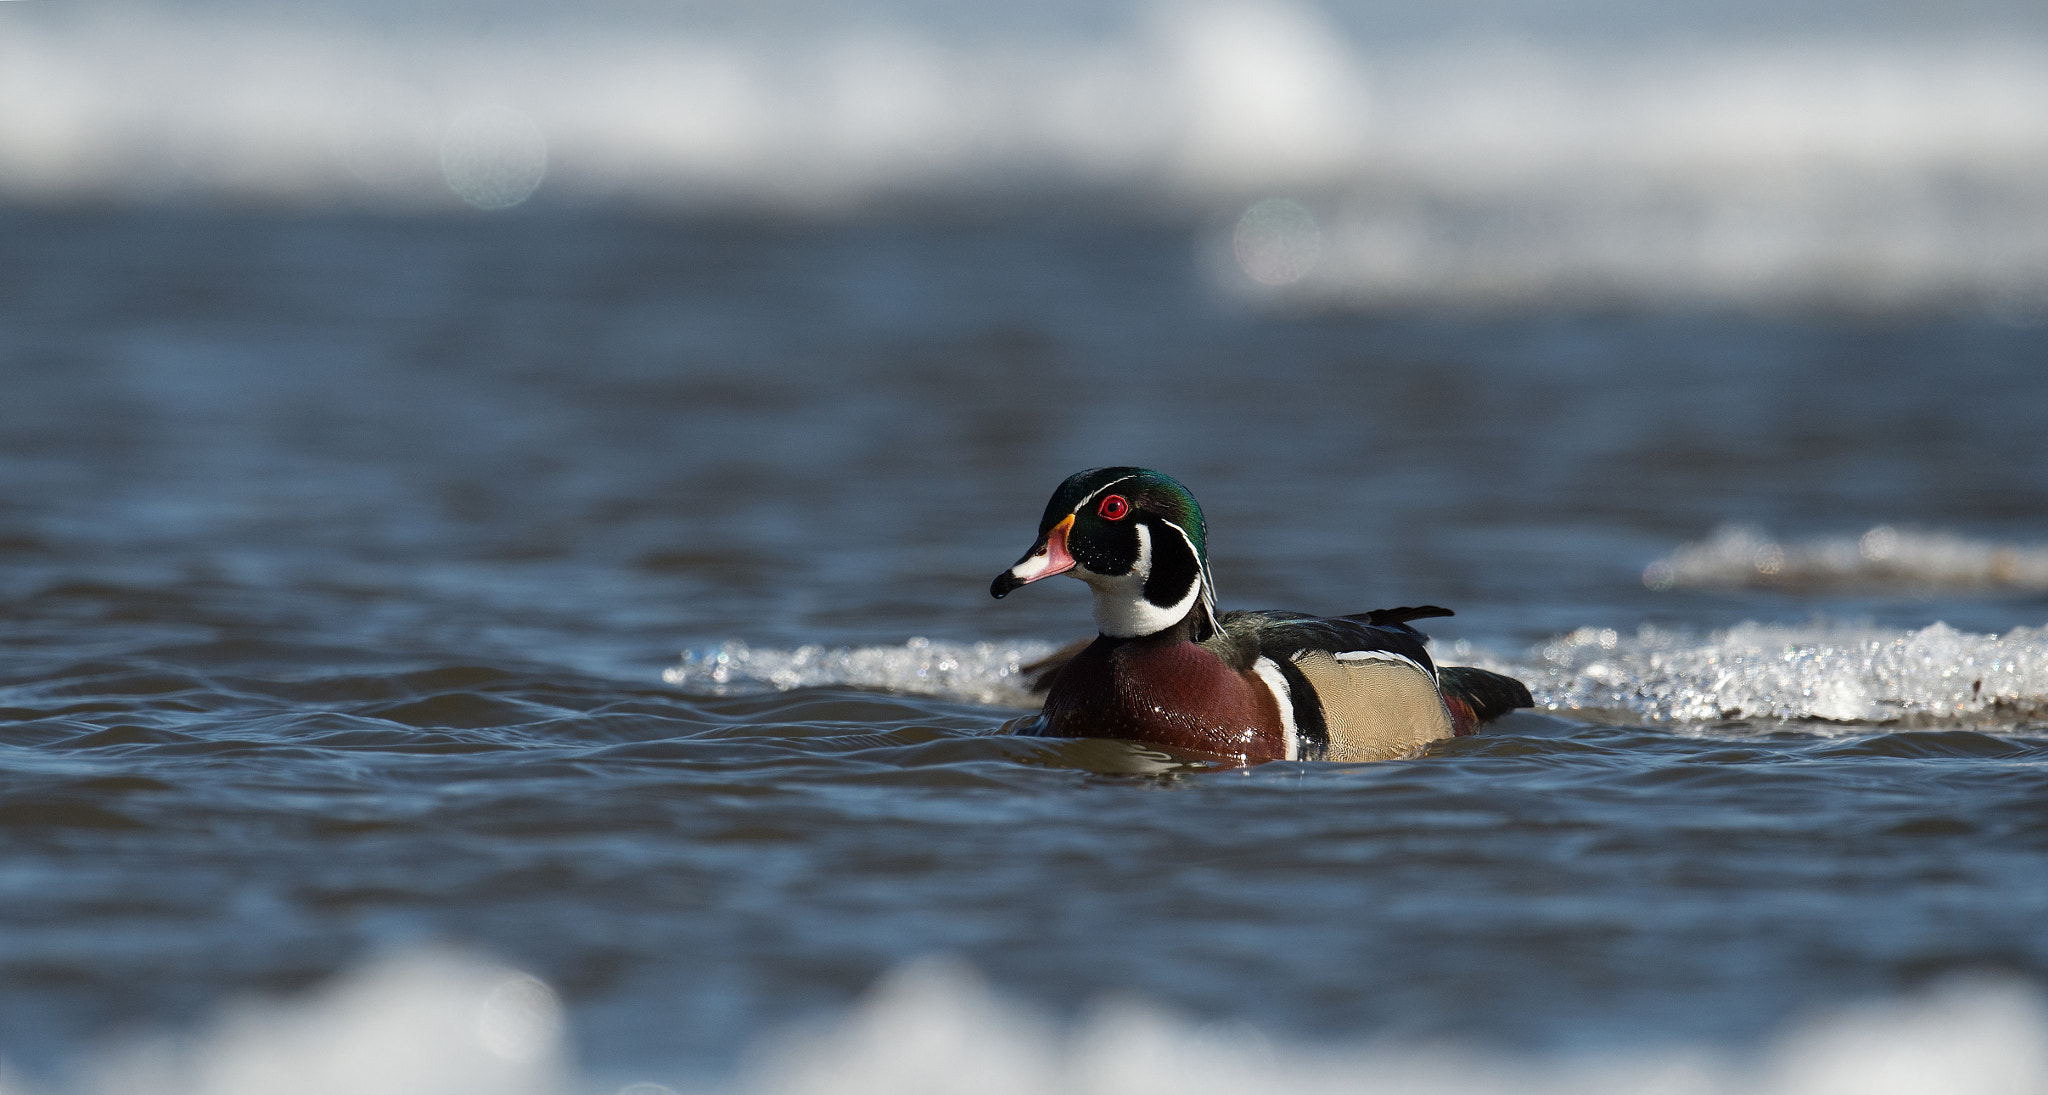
{"left": 3, "top": 206, "right": 2046, "bottom": 1089}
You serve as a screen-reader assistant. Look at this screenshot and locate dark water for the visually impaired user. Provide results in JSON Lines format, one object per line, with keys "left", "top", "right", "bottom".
{"left": 3, "top": 206, "right": 2047, "bottom": 1085}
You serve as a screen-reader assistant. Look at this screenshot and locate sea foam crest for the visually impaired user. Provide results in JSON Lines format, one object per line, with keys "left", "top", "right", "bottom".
{"left": 664, "top": 638, "right": 1057, "bottom": 707}
{"left": 1645, "top": 525, "right": 2048, "bottom": 592}
{"left": 1497, "top": 620, "right": 2048, "bottom": 725}
{"left": 669, "top": 622, "right": 2048, "bottom": 727}
{"left": 26, "top": 950, "right": 2048, "bottom": 1095}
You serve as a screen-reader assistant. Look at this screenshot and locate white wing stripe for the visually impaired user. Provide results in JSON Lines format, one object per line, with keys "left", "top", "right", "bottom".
{"left": 1251, "top": 656, "right": 1298, "bottom": 762}
{"left": 1325, "top": 649, "right": 1438, "bottom": 682}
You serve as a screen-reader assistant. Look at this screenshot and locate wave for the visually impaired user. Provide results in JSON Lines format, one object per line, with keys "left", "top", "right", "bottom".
{"left": 671, "top": 620, "right": 2048, "bottom": 727}
{"left": 1482, "top": 620, "right": 2048, "bottom": 726}
{"left": 7, "top": 2, "right": 2048, "bottom": 309}
{"left": 29, "top": 948, "right": 2048, "bottom": 1095}
{"left": 1645, "top": 525, "right": 2048, "bottom": 592}
{"left": 663, "top": 637, "right": 1057, "bottom": 708}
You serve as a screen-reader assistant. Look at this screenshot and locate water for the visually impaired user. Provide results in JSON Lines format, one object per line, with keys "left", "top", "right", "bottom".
{"left": 12, "top": 0, "right": 2048, "bottom": 310}
{"left": 6, "top": 1, "right": 2048, "bottom": 1091}
{"left": 5, "top": 204, "right": 2045, "bottom": 1091}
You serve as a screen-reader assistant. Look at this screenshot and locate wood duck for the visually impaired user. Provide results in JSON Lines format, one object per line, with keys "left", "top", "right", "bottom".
{"left": 991, "top": 467, "right": 1532, "bottom": 763}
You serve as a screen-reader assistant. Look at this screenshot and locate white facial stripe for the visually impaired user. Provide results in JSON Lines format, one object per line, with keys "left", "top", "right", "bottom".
{"left": 1328, "top": 649, "right": 1438, "bottom": 683}
{"left": 1151, "top": 515, "right": 1219, "bottom": 633}
{"left": 1073, "top": 474, "right": 1140, "bottom": 514}
{"left": 1153, "top": 517, "right": 1200, "bottom": 569}
{"left": 1062, "top": 481, "right": 1215, "bottom": 639}
{"left": 1076, "top": 523, "right": 1206, "bottom": 637}
{"left": 1251, "top": 656, "right": 1299, "bottom": 761}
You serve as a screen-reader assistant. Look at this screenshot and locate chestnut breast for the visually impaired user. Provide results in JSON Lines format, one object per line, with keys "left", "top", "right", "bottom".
{"left": 1037, "top": 635, "right": 1287, "bottom": 761}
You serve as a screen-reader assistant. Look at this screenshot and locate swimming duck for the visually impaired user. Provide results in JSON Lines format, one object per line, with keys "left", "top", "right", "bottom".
{"left": 991, "top": 467, "right": 1532, "bottom": 763}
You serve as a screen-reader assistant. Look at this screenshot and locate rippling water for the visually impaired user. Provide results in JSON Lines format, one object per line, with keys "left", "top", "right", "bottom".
{"left": 3, "top": 205, "right": 2047, "bottom": 1090}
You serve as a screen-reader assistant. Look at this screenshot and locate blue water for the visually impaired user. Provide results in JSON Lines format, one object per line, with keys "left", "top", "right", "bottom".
{"left": 5, "top": 0, "right": 2048, "bottom": 1089}
{"left": 3, "top": 206, "right": 2047, "bottom": 1091}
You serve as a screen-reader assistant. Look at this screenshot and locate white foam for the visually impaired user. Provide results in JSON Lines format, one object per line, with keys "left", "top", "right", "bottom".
{"left": 747, "top": 962, "right": 2048, "bottom": 1095}
{"left": 9, "top": 3, "right": 2048, "bottom": 308}
{"left": 1645, "top": 525, "right": 2048, "bottom": 592}
{"left": 0, "top": 2, "right": 1374, "bottom": 207}
{"left": 674, "top": 618, "right": 2048, "bottom": 726}
{"left": 26, "top": 951, "right": 2048, "bottom": 1095}
{"left": 672, "top": 621, "right": 2048, "bottom": 728}
{"left": 663, "top": 637, "right": 1058, "bottom": 707}
{"left": 1226, "top": 43, "right": 2048, "bottom": 312}
{"left": 72, "top": 950, "right": 564, "bottom": 1095}
{"left": 1477, "top": 620, "right": 2048, "bottom": 725}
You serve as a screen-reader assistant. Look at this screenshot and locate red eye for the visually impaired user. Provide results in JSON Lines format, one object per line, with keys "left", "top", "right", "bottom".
{"left": 1097, "top": 494, "right": 1130, "bottom": 520}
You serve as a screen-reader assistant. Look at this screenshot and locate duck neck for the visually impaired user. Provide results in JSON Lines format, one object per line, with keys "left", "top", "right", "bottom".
{"left": 1133, "top": 603, "right": 1209, "bottom": 646}
{"left": 1081, "top": 521, "right": 1215, "bottom": 640}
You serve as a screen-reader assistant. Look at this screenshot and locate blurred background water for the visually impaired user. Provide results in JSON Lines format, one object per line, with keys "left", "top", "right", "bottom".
{"left": 3, "top": 1, "right": 2048, "bottom": 1092}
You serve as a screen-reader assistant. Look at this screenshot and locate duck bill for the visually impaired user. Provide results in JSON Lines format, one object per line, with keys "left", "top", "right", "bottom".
{"left": 991, "top": 514, "right": 1077, "bottom": 598}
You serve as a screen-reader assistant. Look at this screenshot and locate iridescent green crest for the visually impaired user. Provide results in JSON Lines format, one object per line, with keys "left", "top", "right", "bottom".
{"left": 1039, "top": 466, "right": 1209, "bottom": 562}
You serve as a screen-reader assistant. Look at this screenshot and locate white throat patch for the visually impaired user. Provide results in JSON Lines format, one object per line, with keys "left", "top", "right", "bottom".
{"left": 1075, "top": 523, "right": 1205, "bottom": 638}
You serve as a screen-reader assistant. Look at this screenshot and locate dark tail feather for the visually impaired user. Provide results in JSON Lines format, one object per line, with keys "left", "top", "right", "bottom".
{"left": 1437, "top": 665, "right": 1534, "bottom": 730}
{"left": 1343, "top": 605, "right": 1456, "bottom": 628}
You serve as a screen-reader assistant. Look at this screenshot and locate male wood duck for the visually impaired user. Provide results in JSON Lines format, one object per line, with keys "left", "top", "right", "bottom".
{"left": 991, "top": 467, "right": 1532, "bottom": 763}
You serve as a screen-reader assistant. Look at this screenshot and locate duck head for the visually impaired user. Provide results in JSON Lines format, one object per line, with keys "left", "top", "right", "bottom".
{"left": 990, "top": 467, "right": 1221, "bottom": 640}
